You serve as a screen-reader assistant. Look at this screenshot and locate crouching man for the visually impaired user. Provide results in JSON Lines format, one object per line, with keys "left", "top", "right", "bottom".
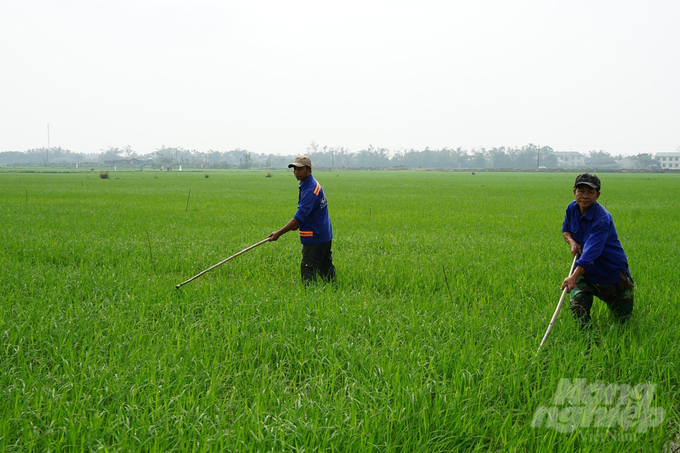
{"left": 561, "top": 173, "right": 634, "bottom": 329}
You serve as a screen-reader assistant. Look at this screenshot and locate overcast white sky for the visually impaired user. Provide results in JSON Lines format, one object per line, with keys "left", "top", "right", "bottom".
{"left": 1, "top": 0, "right": 679, "bottom": 156}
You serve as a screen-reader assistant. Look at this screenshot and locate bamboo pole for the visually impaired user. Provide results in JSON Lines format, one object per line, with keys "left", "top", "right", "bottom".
{"left": 537, "top": 254, "right": 579, "bottom": 353}
{"left": 176, "top": 238, "right": 270, "bottom": 289}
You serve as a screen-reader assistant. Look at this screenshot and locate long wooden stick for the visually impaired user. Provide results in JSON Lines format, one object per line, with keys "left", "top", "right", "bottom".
{"left": 537, "top": 254, "right": 579, "bottom": 353}
{"left": 175, "top": 238, "right": 270, "bottom": 289}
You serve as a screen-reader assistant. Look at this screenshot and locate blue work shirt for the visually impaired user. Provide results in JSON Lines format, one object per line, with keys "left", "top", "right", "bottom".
{"left": 294, "top": 174, "right": 333, "bottom": 245}
{"left": 562, "top": 200, "right": 630, "bottom": 285}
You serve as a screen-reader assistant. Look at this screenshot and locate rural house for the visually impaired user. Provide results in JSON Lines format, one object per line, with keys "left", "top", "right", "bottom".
{"left": 553, "top": 151, "right": 586, "bottom": 168}
{"left": 655, "top": 151, "right": 680, "bottom": 169}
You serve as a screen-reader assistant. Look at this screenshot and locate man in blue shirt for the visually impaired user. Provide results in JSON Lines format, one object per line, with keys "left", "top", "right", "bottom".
{"left": 268, "top": 155, "right": 335, "bottom": 283}
{"left": 561, "top": 173, "right": 634, "bottom": 329}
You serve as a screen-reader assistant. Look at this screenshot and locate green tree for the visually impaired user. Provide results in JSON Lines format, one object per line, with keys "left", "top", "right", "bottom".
{"left": 630, "top": 153, "right": 661, "bottom": 170}
{"left": 488, "top": 147, "right": 510, "bottom": 168}
{"left": 98, "top": 147, "right": 124, "bottom": 163}
{"left": 587, "top": 150, "right": 617, "bottom": 167}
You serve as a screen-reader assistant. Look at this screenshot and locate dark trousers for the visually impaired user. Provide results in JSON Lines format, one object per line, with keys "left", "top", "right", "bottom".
{"left": 301, "top": 241, "right": 335, "bottom": 283}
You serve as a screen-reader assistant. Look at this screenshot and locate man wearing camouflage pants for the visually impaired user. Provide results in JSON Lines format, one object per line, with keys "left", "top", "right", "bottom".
{"left": 561, "top": 173, "right": 634, "bottom": 330}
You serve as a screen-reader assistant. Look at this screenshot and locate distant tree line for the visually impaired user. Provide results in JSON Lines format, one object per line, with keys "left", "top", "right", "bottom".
{"left": 303, "top": 143, "right": 559, "bottom": 169}
{"left": 0, "top": 143, "right": 664, "bottom": 170}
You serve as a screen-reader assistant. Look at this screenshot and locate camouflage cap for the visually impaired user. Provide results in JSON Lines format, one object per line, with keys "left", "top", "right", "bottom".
{"left": 574, "top": 173, "right": 601, "bottom": 190}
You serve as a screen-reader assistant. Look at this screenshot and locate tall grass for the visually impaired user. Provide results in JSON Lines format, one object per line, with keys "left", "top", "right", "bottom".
{"left": 1, "top": 170, "right": 678, "bottom": 452}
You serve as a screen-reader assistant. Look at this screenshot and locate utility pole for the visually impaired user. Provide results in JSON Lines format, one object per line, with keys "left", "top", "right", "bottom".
{"left": 46, "top": 123, "right": 50, "bottom": 165}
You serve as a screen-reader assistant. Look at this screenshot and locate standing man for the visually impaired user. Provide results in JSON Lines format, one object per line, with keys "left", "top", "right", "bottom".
{"left": 268, "top": 155, "right": 336, "bottom": 284}
{"left": 561, "top": 173, "right": 634, "bottom": 329}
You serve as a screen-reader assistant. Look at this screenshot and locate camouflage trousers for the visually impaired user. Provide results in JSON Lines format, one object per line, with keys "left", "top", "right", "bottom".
{"left": 570, "top": 270, "right": 635, "bottom": 327}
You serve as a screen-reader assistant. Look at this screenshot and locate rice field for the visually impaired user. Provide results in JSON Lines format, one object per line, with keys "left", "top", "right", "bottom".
{"left": 1, "top": 169, "right": 678, "bottom": 452}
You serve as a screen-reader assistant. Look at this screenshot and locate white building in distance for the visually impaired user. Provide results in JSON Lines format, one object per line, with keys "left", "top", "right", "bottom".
{"left": 553, "top": 151, "right": 586, "bottom": 168}
{"left": 655, "top": 151, "right": 680, "bottom": 169}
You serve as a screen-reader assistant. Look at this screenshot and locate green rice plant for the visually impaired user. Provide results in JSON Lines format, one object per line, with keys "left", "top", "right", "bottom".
{"left": 0, "top": 170, "right": 678, "bottom": 452}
